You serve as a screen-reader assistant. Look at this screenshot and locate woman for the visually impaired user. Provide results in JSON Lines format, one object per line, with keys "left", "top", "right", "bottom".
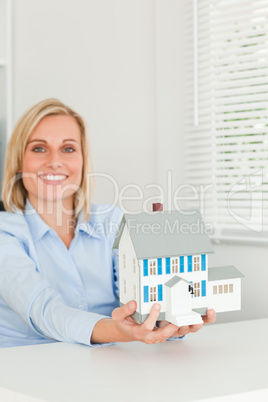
{"left": 0, "top": 99, "right": 215, "bottom": 348}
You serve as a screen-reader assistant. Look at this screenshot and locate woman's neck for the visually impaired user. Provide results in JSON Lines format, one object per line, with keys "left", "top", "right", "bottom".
{"left": 28, "top": 197, "right": 76, "bottom": 248}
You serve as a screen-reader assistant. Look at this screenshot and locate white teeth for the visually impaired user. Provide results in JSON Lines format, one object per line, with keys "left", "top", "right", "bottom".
{"left": 41, "top": 175, "right": 67, "bottom": 181}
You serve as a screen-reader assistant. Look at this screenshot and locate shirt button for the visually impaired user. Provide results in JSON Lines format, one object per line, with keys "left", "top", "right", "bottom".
{"left": 78, "top": 305, "right": 85, "bottom": 310}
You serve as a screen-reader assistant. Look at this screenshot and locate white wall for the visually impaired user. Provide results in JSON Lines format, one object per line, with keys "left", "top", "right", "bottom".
{"left": 11, "top": 0, "right": 268, "bottom": 323}
{"left": 155, "top": 0, "right": 186, "bottom": 192}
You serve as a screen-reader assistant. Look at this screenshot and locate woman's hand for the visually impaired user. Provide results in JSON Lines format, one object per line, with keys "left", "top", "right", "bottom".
{"left": 157, "top": 308, "right": 216, "bottom": 337}
{"left": 91, "top": 301, "right": 216, "bottom": 344}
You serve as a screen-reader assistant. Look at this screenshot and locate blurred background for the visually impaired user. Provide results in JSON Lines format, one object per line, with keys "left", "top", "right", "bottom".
{"left": 0, "top": 0, "right": 267, "bottom": 324}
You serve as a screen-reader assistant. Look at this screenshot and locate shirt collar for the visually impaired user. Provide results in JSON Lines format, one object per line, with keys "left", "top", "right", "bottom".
{"left": 24, "top": 199, "right": 51, "bottom": 243}
{"left": 76, "top": 210, "right": 103, "bottom": 239}
{"left": 24, "top": 199, "right": 103, "bottom": 242}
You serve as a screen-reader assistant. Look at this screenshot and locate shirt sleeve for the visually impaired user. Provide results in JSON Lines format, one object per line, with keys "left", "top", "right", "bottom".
{"left": 167, "top": 336, "right": 185, "bottom": 341}
{"left": 109, "top": 205, "right": 123, "bottom": 299}
{"left": 112, "top": 248, "right": 120, "bottom": 299}
{"left": 0, "top": 232, "right": 111, "bottom": 347}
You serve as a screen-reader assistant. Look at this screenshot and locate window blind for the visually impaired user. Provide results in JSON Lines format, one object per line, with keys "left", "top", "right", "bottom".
{"left": 183, "top": 0, "right": 268, "bottom": 242}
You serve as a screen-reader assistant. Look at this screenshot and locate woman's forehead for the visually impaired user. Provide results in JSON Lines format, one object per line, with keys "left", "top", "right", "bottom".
{"left": 29, "top": 115, "right": 81, "bottom": 143}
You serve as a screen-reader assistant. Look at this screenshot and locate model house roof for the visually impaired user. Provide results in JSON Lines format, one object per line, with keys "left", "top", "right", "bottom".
{"left": 113, "top": 210, "right": 214, "bottom": 259}
{"left": 208, "top": 265, "right": 245, "bottom": 281}
{"left": 165, "top": 276, "right": 191, "bottom": 288}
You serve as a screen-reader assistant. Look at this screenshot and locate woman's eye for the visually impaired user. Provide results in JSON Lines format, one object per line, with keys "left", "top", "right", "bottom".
{"left": 33, "top": 147, "right": 45, "bottom": 152}
{"left": 63, "top": 147, "right": 75, "bottom": 153}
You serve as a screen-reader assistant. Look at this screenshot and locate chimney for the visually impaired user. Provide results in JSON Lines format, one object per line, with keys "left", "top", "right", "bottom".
{"left": 152, "top": 203, "right": 163, "bottom": 212}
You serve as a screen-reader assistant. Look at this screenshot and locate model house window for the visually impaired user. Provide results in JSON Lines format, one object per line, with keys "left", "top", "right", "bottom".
{"left": 171, "top": 258, "right": 179, "bottom": 273}
{"left": 133, "top": 284, "right": 136, "bottom": 300}
{"left": 193, "top": 282, "right": 200, "bottom": 298}
{"left": 184, "top": 0, "right": 268, "bottom": 242}
{"left": 193, "top": 256, "right": 200, "bottom": 271}
{"left": 123, "top": 279, "right": 126, "bottom": 294}
{"left": 123, "top": 254, "right": 126, "bottom": 269}
{"left": 150, "top": 286, "right": 157, "bottom": 302}
{"left": 193, "top": 281, "right": 206, "bottom": 297}
{"left": 149, "top": 259, "right": 157, "bottom": 275}
{"left": 133, "top": 258, "right": 136, "bottom": 274}
{"left": 213, "top": 283, "right": 234, "bottom": 295}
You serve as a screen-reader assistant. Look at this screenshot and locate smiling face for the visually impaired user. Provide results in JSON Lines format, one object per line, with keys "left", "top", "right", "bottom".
{"left": 22, "top": 115, "right": 83, "bottom": 211}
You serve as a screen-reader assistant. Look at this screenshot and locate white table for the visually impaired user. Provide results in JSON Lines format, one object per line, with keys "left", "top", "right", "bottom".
{"left": 0, "top": 318, "right": 267, "bottom": 402}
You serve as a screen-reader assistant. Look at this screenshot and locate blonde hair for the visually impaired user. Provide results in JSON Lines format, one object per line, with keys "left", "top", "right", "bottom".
{"left": 2, "top": 98, "right": 94, "bottom": 221}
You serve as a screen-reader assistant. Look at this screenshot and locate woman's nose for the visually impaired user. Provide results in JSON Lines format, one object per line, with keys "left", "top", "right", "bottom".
{"left": 46, "top": 159, "right": 63, "bottom": 170}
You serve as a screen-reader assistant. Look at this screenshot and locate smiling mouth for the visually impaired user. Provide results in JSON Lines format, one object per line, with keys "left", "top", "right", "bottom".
{"left": 38, "top": 174, "right": 68, "bottom": 183}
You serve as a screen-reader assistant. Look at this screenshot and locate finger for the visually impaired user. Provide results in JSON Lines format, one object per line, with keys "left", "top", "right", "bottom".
{"left": 141, "top": 303, "right": 161, "bottom": 331}
{"left": 157, "top": 320, "right": 170, "bottom": 328}
{"left": 140, "top": 323, "right": 177, "bottom": 344}
{"left": 158, "top": 323, "right": 181, "bottom": 340}
{"left": 125, "top": 315, "right": 137, "bottom": 324}
{"left": 188, "top": 323, "right": 203, "bottom": 333}
{"left": 202, "top": 309, "right": 216, "bottom": 324}
{"left": 177, "top": 325, "right": 191, "bottom": 336}
{"left": 167, "top": 325, "right": 191, "bottom": 337}
{"left": 112, "top": 301, "right": 136, "bottom": 322}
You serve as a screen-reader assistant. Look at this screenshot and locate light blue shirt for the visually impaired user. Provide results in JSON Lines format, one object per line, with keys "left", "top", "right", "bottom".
{"left": 0, "top": 200, "right": 123, "bottom": 348}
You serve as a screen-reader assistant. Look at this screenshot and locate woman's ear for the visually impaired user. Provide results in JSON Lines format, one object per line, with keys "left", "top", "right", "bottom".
{"left": 16, "top": 171, "right": 23, "bottom": 180}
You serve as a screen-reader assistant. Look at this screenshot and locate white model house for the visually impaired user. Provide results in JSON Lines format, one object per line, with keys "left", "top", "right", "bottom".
{"left": 113, "top": 204, "right": 244, "bottom": 326}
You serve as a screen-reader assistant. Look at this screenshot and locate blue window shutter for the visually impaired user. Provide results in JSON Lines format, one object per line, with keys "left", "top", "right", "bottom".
{"left": 143, "top": 259, "right": 148, "bottom": 276}
{"left": 188, "top": 256, "right": 192, "bottom": 272}
{"left": 180, "top": 256, "right": 184, "bottom": 273}
{"left": 201, "top": 255, "right": 206, "bottom": 271}
{"left": 144, "top": 286, "right": 149, "bottom": 302}
{"left": 166, "top": 257, "right": 170, "bottom": 274}
{"left": 201, "top": 280, "right": 206, "bottom": 297}
{"left": 157, "top": 258, "right": 162, "bottom": 275}
{"left": 158, "top": 284, "right": 163, "bottom": 301}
